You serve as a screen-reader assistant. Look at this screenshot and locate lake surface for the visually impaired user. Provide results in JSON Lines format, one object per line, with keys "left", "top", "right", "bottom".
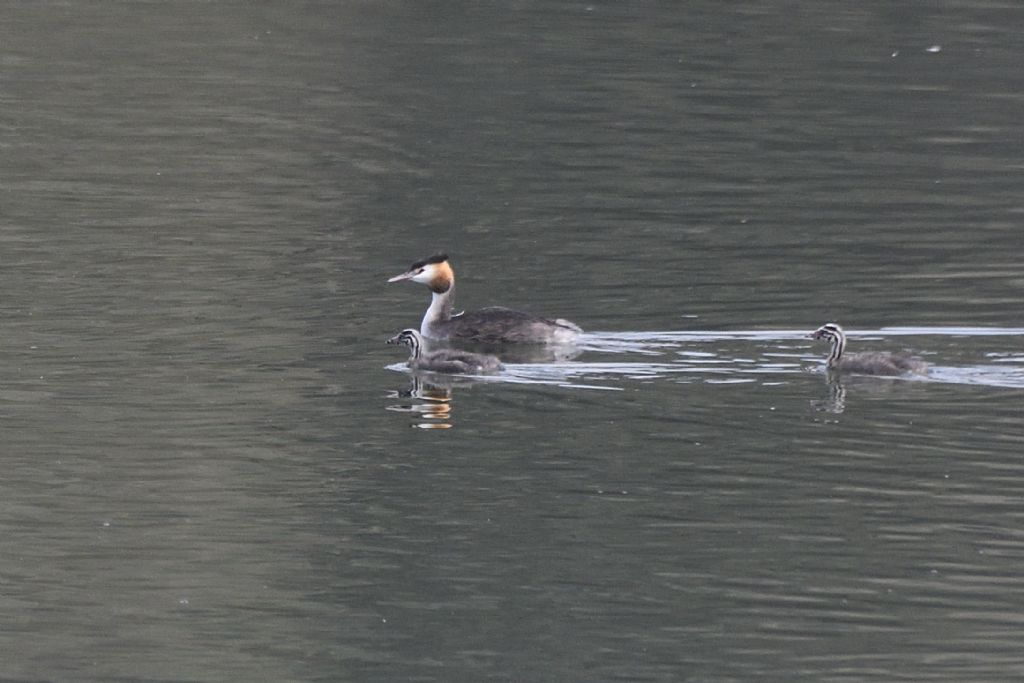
{"left": 3, "top": 1, "right": 1024, "bottom": 681}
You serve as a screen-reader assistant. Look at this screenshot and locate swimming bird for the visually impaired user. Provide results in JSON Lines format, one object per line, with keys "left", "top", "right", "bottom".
{"left": 387, "top": 253, "right": 582, "bottom": 345}
{"left": 387, "top": 328, "right": 504, "bottom": 374}
{"left": 810, "top": 323, "right": 928, "bottom": 376}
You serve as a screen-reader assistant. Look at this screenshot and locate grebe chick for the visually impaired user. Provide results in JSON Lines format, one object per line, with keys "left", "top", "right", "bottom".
{"left": 387, "top": 329, "right": 504, "bottom": 374}
{"left": 387, "top": 253, "right": 582, "bottom": 345}
{"left": 810, "top": 323, "right": 928, "bottom": 376}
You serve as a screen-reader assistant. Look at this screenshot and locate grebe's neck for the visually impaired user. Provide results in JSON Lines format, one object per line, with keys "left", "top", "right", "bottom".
{"left": 421, "top": 282, "right": 455, "bottom": 337}
{"left": 826, "top": 329, "right": 846, "bottom": 367}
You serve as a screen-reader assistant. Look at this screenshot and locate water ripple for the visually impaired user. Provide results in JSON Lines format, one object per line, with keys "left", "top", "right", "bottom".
{"left": 387, "top": 328, "right": 1024, "bottom": 391}
{"left": 506, "top": 328, "right": 1024, "bottom": 390}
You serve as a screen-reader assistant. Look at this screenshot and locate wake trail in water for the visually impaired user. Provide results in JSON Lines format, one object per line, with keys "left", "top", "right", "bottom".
{"left": 387, "top": 328, "right": 1024, "bottom": 390}
{"left": 579, "top": 327, "right": 1024, "bottom": 352}
{"left": 528, "top": 328, "right": 1024, "bottom": 390}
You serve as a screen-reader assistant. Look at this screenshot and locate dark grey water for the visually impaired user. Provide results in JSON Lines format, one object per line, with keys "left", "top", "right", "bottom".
{"left": 3, "top": 1, "right": 1024, "bottom": 681}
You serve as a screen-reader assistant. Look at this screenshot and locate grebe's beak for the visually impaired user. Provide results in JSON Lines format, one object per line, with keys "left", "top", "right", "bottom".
{"left": 808, "top": 330, "right": 822, "bottom": 339}
{"left": 387, "top": 269, "right": 415, "bottom": 283}
{"left": 386, "top": 333, "right": 402, "bottom": 344}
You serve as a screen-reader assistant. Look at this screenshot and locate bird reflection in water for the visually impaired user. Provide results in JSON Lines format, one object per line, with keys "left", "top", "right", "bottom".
{"left": 383, "top": 333, "right": 581, "bottom": 429}
{"left": 385, "top": 374, "right": 457, "bottom": 429}
{"left": 810, "top": 374, "right": 847, "bottom": 414}
{"left": 811, "top": 370, "right": 930, "bottom": 416}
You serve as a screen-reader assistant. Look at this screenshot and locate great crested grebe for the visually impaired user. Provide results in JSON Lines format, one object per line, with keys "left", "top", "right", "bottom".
{"left": 387, "top": 328, "right": 504, "bottom": 374}
{"left": 387, "top": 253, "right": 582, "bottom": 345}
{"left": 810, "top": 323, "right": 928, "bottom": 376}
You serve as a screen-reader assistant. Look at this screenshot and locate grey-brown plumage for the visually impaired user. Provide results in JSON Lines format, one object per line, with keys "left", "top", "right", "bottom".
{"left": 387, "top": 253, "right": 581, "bottom": 345}
{"left": 810, "top": 323, "right": 928, "bottom": 376}
{"left": 440, "top": 307, "right": 581, "bottom": 345}
{"left": 387, "top": 329, "right": 504, "bottom": 374}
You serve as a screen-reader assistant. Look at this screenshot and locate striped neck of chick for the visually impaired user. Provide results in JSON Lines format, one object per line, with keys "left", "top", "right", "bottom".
{"left": 387, "top": 328, "right": 425, "bottom": 363}
{"left": 811, "top": 323, "right": 846, "bottom": 367}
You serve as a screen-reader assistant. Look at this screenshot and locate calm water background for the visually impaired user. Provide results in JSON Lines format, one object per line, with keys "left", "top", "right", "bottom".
{"left": 3, "top": 1, "right": 1024, "bottom": 681}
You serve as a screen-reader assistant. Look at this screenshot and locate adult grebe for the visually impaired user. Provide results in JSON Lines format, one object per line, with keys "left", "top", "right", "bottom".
{"left": 387, "top": 329, "right": 504, "bottom": 374}
{"left": 387, "top": 253, "right": 582, "bottom": 345}
{"left": 810, "top": 323, "right": 928, "bottom": 376}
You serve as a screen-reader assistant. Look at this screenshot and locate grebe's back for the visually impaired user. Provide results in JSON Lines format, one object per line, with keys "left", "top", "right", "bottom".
{"left": 442, "top": 306, "right": 581, "bottom": 345}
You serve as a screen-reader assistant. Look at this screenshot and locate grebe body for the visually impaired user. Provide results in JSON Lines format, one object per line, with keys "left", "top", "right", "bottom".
{"left": 810, "top": 323, "right": 928, "bottom": 376}
{"left": 388, "top": 253, "right": 581, "bottom": 345}
{"left": 388, "top": 329, "right": 504, "bottom": 374}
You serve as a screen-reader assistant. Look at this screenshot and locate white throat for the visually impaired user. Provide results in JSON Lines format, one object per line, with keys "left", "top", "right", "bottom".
{"left": 421, "top": 287, "right": 454, "bottom": 337}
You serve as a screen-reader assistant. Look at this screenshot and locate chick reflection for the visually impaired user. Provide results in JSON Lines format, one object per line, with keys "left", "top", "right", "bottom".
{"left": 811, "top": 373, "right": 847, "bottom": 414}
{"left": 385, "top": 374, "right": 457, "bottom": 429}
{"left": 384, "top": 329, "right": 508, "bottom": 429}
{"left": 811, "top": 370, "right": 923, "bottom": 415}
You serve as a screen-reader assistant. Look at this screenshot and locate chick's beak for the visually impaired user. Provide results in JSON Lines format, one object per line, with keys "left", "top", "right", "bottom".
{"left": 386, "top": 334, "right": 401, "bottom": 344}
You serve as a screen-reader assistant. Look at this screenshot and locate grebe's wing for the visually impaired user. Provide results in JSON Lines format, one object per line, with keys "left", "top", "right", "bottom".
{"left": 445, "top": 307, "right": 580, "bottom": 345}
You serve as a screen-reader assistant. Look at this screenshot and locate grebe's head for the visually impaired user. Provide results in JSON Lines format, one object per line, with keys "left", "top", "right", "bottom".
{"left": 387, "top": 328, "right": 423, "bottom": 349}
{"left": 387, "top": 253, "right": 453, "bottom": 293}
{"left": 810, "top": 322, "right": 844, "bottom": 341}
